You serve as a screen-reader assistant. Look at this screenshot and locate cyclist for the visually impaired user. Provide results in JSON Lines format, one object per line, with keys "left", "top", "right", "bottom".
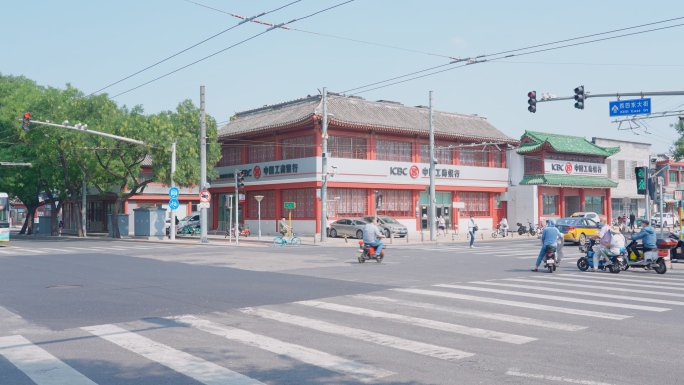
{"left": 279, "top": 217, "right": 291, "bottom": 239}
{"left": 362, "top": 217, "right": 386, "bottom": 256}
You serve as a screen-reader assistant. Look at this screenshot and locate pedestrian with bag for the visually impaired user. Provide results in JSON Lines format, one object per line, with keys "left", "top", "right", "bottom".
{"left": 468, "top": 215, "right": 478, "bottom": 248}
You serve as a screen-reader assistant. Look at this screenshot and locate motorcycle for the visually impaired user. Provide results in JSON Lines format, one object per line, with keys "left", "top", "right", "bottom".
{"left": 623, "top": 238, "right": 675, "bottom": 274}
{"left": 516, "top": 222, "right": 527, "bottom": 235}
{"left": 543, "top": 244, "right": 557, "bottom": 273}
{"left": 225, "top": 225, "right": 250, "bottom": 238}
{"left": 357, "top": 240, "right": 384, "bottom": 263}
{"left": 577, "top": 238, "right": 622, "bottom": 273}
{"left": 516, "top": 220, "right": 537, "bottom": 236}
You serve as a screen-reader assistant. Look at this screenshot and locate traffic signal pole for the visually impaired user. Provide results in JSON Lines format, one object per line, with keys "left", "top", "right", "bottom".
{"left": 428, "top": 91, "right": 436, "bottom": 241}
{"left": 533, "top": 89, "right": 684, "bottom": 107}
{"left": 199, "top": 86, "right": 208, "bottom": 244}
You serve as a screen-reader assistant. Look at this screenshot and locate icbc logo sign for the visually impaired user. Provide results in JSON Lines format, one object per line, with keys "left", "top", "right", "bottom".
{"left": 409, "top": 165, "right": 419, "bottom": 179}
{"left": 390, "top": 167, "right": 408, "bottom": 176}
{"left": 253, "top": 165, "right": 262, "bottom": 179}
{"left": 564, "top": 162, "right": 573, "bottom": 174}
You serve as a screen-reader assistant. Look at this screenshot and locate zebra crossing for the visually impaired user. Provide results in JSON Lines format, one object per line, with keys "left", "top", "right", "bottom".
{"left": 0, "top": 243, "right": 191, "bottom": 256}
{"left": 393, "top": 240, "right": 585, "bottom": 260}
{"left": 1, "top": 271, "right": 682, "bottom": 384}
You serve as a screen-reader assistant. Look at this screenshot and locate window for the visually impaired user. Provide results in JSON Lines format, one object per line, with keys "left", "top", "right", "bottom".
{"left": 376, "top": 140, "right": 412, "bottom": 162}
{"left": 420, "top": 144, "right": 453, "bottom": 164}
{"left": 460, "top": 192, "right": 490, "bottom": 217}
{"left": 282, "top": 136, "right": 313, "bottom": 160}
{"left": 376, "top": 190, "right": 412, "bottom": 217}
{"left": 542, "top": 195, "right": 557, "bottom": 215}
{"left": 329, "top": 136, "right": 366, "bottom": 159}
{"left": 218, "top": 146, "right": 241, "bottom": 167}
{"left": 328, "top": 189, "right": 367, "bottom": 217}
{"left": 584, "top": 196, "right": 604, "bottom": 214}
{"left": 281, "top": 189, "right": 314, "bottom": 218}
{"left": 247, "top": 142, "right": 274, "bottom": 163}
{"left": 246, "top": 191, "right": 275, "bottom": 219}
{"left": 459, "top": 148, "right": 488, "bottom": 167}
{"left": 670, "top": 171, "right": 678, "bottom": 184}
{"left": 617, "top": 160, "right": 626, "bottom": 179}
{"left": 611, "top": 159, "right": 619, "bottom": 179}
{"left": 524, "top": 156, "right": 543, "bottom": 174}
{"left": 493, "top": 149, "right": 505, "bottom": 168}
{"left": 631, "top": 161, "right": 638, "bottom": 179}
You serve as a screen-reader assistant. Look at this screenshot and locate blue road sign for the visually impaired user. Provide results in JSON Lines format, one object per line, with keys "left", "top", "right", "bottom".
{"left": 169, "top": 198, "right": 180, "bottom": 210}
{"left": 609, "top": 98, "right": 651, "bottom": 117}
{"left": 168, "top": 187, "right": 180, "bottom": 199}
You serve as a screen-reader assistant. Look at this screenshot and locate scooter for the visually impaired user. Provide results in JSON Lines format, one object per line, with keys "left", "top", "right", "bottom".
{"left": 516, "top": 220, "right": 537, "bottom": 236}
{"left": 516, "top": 222, "right": 527, "bottom": 236}
{"left": 492, "top": 225, "right": 507, "bottom": 238}
{"left": 226, "top": 225, "right": 250, "bottom": 238}
{"left": 623, "top": 238, "right": 675, "bottom": 274}
{"left": 577, "top": 238, "right": 622, "bottom": 273}
{"left": 357, "top": 240, "right": 384, "bottom": 263}
{"left": 543, "top": 244, "right": 557, "bottom": 273}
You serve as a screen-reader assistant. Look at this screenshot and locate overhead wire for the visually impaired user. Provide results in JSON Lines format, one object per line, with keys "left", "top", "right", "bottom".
{"left": 108, "top": 0, "right": 355, "bottom": 99}
{"left": 87, "top": 0, "right": 303, "bottom": 96}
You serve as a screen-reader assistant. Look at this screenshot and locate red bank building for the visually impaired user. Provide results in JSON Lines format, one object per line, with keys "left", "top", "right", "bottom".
{"left": 210, "top": 93, "right": 517, "bottom": 235}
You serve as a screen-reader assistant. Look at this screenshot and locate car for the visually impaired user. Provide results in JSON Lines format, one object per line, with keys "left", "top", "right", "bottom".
{"left": 329, "top": 218, "right": 369, "bottom": 239}
{"left": 570, "top": 212, "right": 604, "bottom": 223}
{"left": 555, "top": 217, "right": 601, "bottom": 245}
{"left": 362, "top": 216, "right": 408, "bottom": 238}
{"left": 179, "top": 213, "right": 200, "bottom": 228}
{"left": 652, "top": 213, "right": 680, "bottom": 228}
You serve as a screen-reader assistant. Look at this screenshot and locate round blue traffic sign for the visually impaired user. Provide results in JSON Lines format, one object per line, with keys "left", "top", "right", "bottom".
{"left": 169, "top": 187, "right": 180, "bottom": 199}
{"left": 169, "top": 199, "right": 180, "bottom": 210}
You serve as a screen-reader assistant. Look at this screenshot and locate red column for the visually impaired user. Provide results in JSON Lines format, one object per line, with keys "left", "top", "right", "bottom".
{"left": 274, "top": 188, "right": 282, "bottom": 232}
{"left": 605, "top": 188, "right": 612, "bottom": 223}
{"left": 579, "top": 189, "right": 586, "bottom": 212}
{"left": 559, "top": 188, "right": 565, "bottom": 218}
{"left": 368, "top": 189, "right": 375, "bottom": 217}
{"left": 537, "top": 186, "right": 544, "bottom": 224}
{"left": 368, "top": 132, "right": 376, "bottom": 160}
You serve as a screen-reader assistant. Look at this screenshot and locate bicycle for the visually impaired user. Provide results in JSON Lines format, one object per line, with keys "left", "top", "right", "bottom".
{"left": 273, "top": 232, "right": 301, "bottom": 247}
{"left": 180, "top": 225, "right": 200, "bottom": 236}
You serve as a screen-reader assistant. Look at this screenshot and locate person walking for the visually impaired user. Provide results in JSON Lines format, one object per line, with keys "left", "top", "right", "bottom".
{"left": 437, "top": 216, "right": 446, "bottom": 236}
{"left": 58, "top": 220, "right": 64, "bottom": 236}
{"left": 629, "top": 212, "right": 636, "bottom": 231}
{"left": 468, "top": 215, "right": 477, "bottom": 248}
{"left": 325, "top": 216, "right": 331, "bottom": 237}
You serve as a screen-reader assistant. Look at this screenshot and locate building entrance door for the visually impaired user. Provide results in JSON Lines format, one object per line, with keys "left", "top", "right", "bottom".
{"left": 565, "top": 196, "right": 580, "bottom": 216}
{"left": 420, "top": 205, "right": 451, "bottom": 231}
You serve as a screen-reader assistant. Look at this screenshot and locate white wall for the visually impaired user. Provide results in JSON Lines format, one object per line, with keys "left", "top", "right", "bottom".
{"left": 507, "top": 185, "right": 538, "bottom": 229}
{"left": 245, "top": 219, "right": 316, "bottom": 236}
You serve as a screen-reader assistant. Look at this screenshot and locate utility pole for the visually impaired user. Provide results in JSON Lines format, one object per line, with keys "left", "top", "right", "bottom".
{"left": 170, "top": 142, "right": 176, "bottom": 241}
{"left": 199, "top": 85, "right": 208, "bottom": 244}
{"left": 320, "top": 87, "right": 328, "bottom": 242}
{"left": 234, "top": 170, "right": 240, "bottom": 246}
{"left": 82, "top": 171, "right": 87, "bottom": 237}
{"left": 429, "top": 91, "right": 436, "bottom": 241}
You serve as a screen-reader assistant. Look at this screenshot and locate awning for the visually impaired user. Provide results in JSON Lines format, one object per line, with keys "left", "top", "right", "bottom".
{"left": 520, "top": 174, "right": 618, "bottom": 188}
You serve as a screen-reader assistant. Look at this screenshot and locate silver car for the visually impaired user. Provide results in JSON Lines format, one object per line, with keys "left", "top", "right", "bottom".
{"left": 362, "top": 216, "right": 408, "bottom": 238}
{"left": 329, "top": 218, "right": 369, "bottom": 239}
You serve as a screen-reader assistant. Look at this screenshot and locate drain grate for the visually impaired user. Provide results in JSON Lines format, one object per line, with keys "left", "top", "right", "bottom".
{"left": 46, "top": 285, "right": 82, "bottom": 289}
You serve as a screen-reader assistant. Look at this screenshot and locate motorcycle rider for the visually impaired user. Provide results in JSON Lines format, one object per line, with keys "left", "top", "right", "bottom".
{"left": 629, "top": 218, "right": 657, "bottom": 260}
{"left": 532, "top": 219, "right": 562, "bottom": 272}
{"left": 670, "top": 227, "right": 684, "bottom": 261}
{"left": 601, "top": 225, "right": 626, "bottom": 265}
{"left": 362, "top": 217, "right": 386, "bottom": 256}
{"left": 593, "top": 221, "right": 612, "bottom": 272}
{"left": 499, "top": 217, "right": 509, "bottom": 237}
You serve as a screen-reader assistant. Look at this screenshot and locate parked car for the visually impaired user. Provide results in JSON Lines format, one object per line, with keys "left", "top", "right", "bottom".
{"left": 329, "top": 218, "right": 369, "bottom": 239}
{"left": 652, "top": 213, "right": 680, "bottom": 228}
{"left": 362, "top": 216, "right": 408, "bottom": 238}
{"left": 555, "top": 217, "right": 601, "bottom": 245}
{"left": 179, "top": 213, "right": 200, "bottom": 228}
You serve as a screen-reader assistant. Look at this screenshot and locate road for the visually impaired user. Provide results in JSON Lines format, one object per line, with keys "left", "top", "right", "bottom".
{"left": 0, "top": 236, "right": 683, "bottom": 384}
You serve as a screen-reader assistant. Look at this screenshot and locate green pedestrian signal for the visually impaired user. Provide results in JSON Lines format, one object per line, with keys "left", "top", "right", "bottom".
{"left": 635, "top": 166, "right": 648, "bottom": 195}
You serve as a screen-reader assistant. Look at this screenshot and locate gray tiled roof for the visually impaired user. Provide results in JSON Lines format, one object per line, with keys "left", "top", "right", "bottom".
{"left": 219, "top": 94, "right": 516, "bottom": 143}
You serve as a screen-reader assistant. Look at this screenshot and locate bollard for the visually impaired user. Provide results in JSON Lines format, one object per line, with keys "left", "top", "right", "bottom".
{"left": 481, "top": 232, "right": 484, "bottom": 239}
{"left": 406, "top": 232, "right": 409, "bottom": 243}
{"left": 313, "top": 234, "right": 317, "bottom": 244}
{"left": 344, "top": 234, "right": 348, "bottom": 243}
{"left": 421, "top": 232, "right": 424, "bottom": 242}
{"left": 390, "top": 232, "right": 393, "bottom": 244}
{"left": 452, "top": 233, "right": 454, "bottom": 241}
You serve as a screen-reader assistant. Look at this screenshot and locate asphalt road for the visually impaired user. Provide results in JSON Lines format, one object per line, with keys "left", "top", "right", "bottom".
{"left": 1, "top": 236, "right": 683, "bottom": 384}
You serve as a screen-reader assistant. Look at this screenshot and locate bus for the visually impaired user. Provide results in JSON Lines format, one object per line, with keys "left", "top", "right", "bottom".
{"left": 0, "top": 193, "right": 9, "bottom": 242}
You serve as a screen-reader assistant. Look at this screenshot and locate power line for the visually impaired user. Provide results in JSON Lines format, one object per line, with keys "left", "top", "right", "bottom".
{"left": 340, "top": 19, "right": 684, "bottom": 95}
{"left": 109, "top": 0, "right": 355, "bottom": 99}
{"left": 87, "top": 0, "right": 303, "bottom": 96}
{"left": 488, "top": 61, "right": 684, "bottom": 67}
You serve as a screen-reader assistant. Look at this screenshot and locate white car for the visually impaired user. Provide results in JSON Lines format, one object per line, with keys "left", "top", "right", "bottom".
{"left": 571, "top": 212, "right": 602, "bottom": 223}
{"left": 652, "top": 213, "right": 680, "bottom": 228}
{"left": 179, "top": 213, "right": 200, "bottom": 228}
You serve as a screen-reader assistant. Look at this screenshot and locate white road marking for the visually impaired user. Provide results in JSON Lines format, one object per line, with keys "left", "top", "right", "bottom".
{"left": 392, "top": 288, "right": 631, "bottom": 320}
{"left": 0, "top": 249, "right": 13, "bottom": 254}
{"left": 504, "top": 278, "right": 684, "bottom": 298}
{"left": 296, "top": 300, "right": 536, "bottom": 344}
{"left": 353, "top": 294, "right": 587, "bottom": 331}
{"left": 506, "top": 370, "right": 614, "bottom": 384}
{"left": 435, "top": 284, "right": 670, "bottom": 312}
{"left": 16, "top": 248, "right": 45, "bottom": 253}
{"left": 532, "top": 275, "right": 684, "bottom": 291}
{"left": 240, "top": 307, "right": 474, "bottom": 361}
{"left": 172, "top": 315, "right": 394, "bottom": 382}
{"left": 576, "top": 274, "right": 684, "bottom": 288}
{"left": 81, "top": 324, "right": 265, "bottom": 385}
{"left": 0, "top": 335, "right": 97, "bottom": 385}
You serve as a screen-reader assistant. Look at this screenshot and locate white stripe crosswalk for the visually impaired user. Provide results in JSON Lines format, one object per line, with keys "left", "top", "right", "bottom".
{"left": 2, "top": 270, "right": 684, "bottom": 383}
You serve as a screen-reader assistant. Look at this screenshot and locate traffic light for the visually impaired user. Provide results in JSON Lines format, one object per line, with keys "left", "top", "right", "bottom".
{"left": 635, "top": 166, "right": 648, "bottom": 195}
{"left": 235, "top": 170, "right": 244, "bottom": 189}
{"left": 648, "top": 177, "right": 655, "bottom": 201}
{"left": 574, "top": 85, "right": 585, "bottom": 110}
{"left": 527, "top": 91, "right": 537, "bottom": 113}
{"left": 22, "top": 112, "right": 31, "bottom": 131}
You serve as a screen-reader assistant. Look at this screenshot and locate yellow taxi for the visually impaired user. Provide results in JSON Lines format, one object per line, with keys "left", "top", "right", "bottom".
{"left": 555, "top": 217, "right": 601, "bottom": 245}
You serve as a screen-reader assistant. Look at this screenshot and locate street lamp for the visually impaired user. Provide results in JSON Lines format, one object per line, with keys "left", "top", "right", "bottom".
{"left": 254, "top": 195, "right": 264, "bottom": 240}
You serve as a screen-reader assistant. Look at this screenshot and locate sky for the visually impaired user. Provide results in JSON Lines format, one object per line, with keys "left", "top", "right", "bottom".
{"left": 2, "top": 0, "right": 683, "bottom": 153}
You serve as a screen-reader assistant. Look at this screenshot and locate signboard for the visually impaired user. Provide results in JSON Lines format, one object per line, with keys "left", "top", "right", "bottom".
{"left": 284, "top": 202, "right": 296, "bottom": 209}
{"left": 199, "top": 190, "right": 211, "bottom": 202}
{"left": 169, "top": 199, "right": 180, "bottom": 210}
{"left": 544, "top": 159, "right": 606, "bottom": 177}
{"left": 674, "top": 191, "right": 683, "bottom": 201}
{"left": 168, "top": 187, "right": 179, "bottom": 199}
{"left": 452, "top": 201, "right": 466, "bottom": 209}
{"left": 198, "top": 202, "right": 210, "bottom": 209}
{"left": 609, "top": 98, "right": 651, "bottom": 117}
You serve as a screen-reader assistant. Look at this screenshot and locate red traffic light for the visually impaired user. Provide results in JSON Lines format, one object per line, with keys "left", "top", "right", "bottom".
{"left": 23, "top": 112, "right": 31, "bottom": 119}
{"left": 527, "top": 91, "right": 536, "bottom": 99}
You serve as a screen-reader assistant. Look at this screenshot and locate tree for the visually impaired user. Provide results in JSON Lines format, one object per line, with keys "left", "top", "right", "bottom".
{"left": 672, "top": 118, "right": 684, "bottom": 159}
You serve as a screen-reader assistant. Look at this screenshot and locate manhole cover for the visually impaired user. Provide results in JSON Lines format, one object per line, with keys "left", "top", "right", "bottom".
{"left": 46, "top": 285, "right": 82, "bottom": 289}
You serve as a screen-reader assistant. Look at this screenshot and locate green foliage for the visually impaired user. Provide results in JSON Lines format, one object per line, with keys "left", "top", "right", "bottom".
{"left": 671, "top": 118, "right": 684, "bottom": 160}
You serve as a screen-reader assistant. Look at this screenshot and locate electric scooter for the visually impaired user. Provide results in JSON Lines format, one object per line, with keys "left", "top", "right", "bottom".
{"left": 623, "top": 238, "right": 675, "bottom": 274}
